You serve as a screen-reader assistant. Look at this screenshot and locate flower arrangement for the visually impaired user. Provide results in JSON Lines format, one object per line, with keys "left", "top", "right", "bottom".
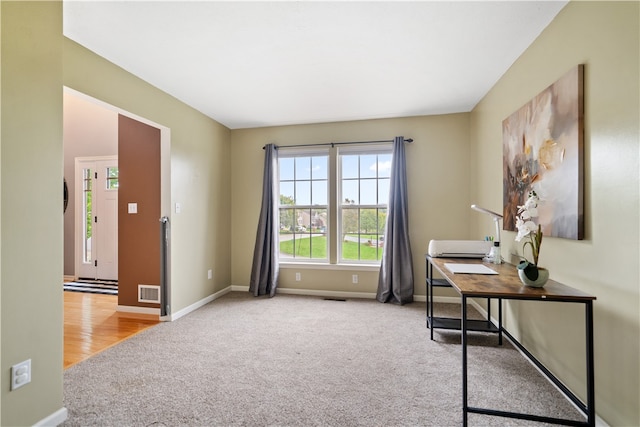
{"left": 515, "top": 191, "right": 544, "bottom": 280}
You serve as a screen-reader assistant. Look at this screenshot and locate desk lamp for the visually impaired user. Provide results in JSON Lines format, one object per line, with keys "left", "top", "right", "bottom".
{"left": 471, "top": 204, "right": 503, "bottom": 264}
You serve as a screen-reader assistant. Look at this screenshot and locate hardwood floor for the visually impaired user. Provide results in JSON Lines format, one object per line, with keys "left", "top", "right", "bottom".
{"left": 64, "top": 291, "right": 160, "bottom": 369}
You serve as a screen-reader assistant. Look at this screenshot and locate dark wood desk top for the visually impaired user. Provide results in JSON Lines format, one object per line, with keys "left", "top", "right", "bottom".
{"left": 427, "top": 256, "right": 596, "bottom": 302}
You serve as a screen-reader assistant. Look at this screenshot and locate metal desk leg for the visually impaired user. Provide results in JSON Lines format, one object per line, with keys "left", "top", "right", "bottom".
{"left": 498, "top": 297, "right": 503, "bottom": 345}
{"left": 426, "top": 261, "right": 430, "bottom": 330}
{"left": 586, "top": 301, "right": 595, "bottom": 427}
{"left": 462, "top": 295, "right": 468, "bottom": 426}
{"left": 428, "top": 262, "right": 435, "bottom": 340}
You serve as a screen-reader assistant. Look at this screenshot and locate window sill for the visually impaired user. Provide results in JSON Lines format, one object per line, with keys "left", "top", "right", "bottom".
{"left": 279, "top": 262, "right": 381, "bottom": 272}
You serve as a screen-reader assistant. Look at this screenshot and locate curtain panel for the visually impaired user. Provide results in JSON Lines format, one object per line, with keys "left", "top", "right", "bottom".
{"left": 376, "top": 136, "right": 414, "bottom": 304}
{"left": 249, "top": 144, "right": 280, "bottom": 297}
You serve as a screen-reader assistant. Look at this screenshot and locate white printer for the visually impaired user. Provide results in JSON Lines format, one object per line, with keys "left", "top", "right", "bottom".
{"left": 428, "top": 240, "right": 492, "bottom": 258}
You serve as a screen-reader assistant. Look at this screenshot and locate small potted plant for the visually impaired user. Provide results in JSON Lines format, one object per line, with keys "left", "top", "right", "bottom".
{"left": 515, "top": 191, "right": 548, "bottom": 287}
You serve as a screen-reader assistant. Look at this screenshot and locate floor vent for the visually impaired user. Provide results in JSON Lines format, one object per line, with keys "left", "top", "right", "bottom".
{"left": 323, "top": 297, "right": 347, "bottom": 302}
{"left": 138, "top": 285, "right": 161, "bottom": 303}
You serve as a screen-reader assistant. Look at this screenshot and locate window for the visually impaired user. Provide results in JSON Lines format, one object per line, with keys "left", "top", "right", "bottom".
{"left": 278, "top": 145, "right": 392, "bottom": 265}
{"left": 278, "top": 153, "right": 329, "bottom": 261}
{"left": 106, "top": 167, "right": 119, "bottom": 189}
{"left": 340, "top": 150, "right": 391, "bottom": 262}
{"left": 82, "top": 168, "right": 93, "bottom": 263}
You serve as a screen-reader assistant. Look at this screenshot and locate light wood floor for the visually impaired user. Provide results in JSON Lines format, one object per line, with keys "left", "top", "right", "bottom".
{"left": 64, "top": 291, "right": 160, "bottom": 369}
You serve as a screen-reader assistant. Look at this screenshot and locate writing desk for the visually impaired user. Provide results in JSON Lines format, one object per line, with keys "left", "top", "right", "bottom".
{"left": 426, "top": 256, "right": 596, "bottom": 427}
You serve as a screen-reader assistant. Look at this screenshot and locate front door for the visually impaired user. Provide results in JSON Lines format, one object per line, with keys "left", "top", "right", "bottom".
{"left": 75, "top": 156, "right": 118, "bottom": 280}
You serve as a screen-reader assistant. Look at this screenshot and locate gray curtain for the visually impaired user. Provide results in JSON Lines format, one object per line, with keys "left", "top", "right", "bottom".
{"left": 376, "top": 136, "right": 414, "bottom": 304}
{"left": 249, "top": 144, "right": 280, "bottom": 297}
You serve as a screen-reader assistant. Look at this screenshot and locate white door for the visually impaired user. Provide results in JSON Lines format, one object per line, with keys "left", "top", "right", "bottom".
{"left": 75, "top": 156, "right": 118, "bottom": 280}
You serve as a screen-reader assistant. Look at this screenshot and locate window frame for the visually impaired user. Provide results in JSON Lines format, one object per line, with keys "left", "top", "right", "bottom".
{"left": 277, "top": 148, "right": 330, "bottom": 264}
{"left": 337, "top": 145, "right": 392, "bottom": 264}
{"left": 277, "top": 143, "right": 392, "bottom": 268}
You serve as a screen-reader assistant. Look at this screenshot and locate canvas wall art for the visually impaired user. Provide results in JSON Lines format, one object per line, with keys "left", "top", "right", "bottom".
{"left": 502, "top": 65, "right": 584, "bottom": 240}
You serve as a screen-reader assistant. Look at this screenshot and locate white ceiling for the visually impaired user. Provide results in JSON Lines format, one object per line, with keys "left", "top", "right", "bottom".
{"left": 63, "top": 1, "right": 567, "bottom": 130}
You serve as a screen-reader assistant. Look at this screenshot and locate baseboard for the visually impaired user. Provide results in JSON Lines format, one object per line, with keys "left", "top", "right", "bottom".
{"left": 467, "top": 298, "right": 492, "bottom": 322}
{"left": 34, "top": 407, "right": 67, "bottom": 427}
{"left": 279, "top": 287, "right": 377, "bottom": 299}
{"left": 117, "top": 305, "right": 161, "bottom": 316}
{"left": 231, "top": 285, "right": 457, "bottom": 304}
{"left": 165, "top": 287, "right": 232, "bottom": 321}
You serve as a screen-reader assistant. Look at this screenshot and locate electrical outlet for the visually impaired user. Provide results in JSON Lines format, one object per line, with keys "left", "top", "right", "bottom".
{"left": 352, "top": 274, "right": 359, "bottom": 284}
{"left": 295, "top": 272, "right": 301, "bottom": 282}
{"left": 11, "top": 359, "right": 31, "bottom": 391}
{"left": 207, "top": 269, "right": 212, "bottom": 280}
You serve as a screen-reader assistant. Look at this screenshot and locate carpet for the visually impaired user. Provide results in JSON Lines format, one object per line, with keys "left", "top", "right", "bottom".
{"left": 63, "top": 279, "right": 118, "bottom": 295}
{"left": 63, "top": 292, "right": 584, "bottom": 426}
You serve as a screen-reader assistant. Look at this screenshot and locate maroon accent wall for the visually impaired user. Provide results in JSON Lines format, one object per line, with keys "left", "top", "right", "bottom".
{"left": 118, "top": 115, "right": 161, "bottom": 308}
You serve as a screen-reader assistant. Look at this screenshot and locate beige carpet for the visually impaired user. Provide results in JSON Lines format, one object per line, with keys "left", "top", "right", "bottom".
{"left": 63, "top": 291, "right": 584, "bottom": 426}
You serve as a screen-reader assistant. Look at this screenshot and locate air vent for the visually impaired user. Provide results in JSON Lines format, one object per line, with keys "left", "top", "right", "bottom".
{"left": 138, "top": 285, "right": 160, "bottom": 303}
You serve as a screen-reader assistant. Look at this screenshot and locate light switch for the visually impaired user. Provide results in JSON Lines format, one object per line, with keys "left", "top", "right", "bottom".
{"left": 175, "top": 203, "right": 181, "bottom": 214}
{"left": 128, "top": 203, "right": 138, "bottom": 214}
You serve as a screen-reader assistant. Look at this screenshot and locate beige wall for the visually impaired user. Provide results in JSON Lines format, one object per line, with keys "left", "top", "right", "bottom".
{"left": 470, "top": 2, "right": 639, "bottom": 425}
{"left": 63, "top": 38, "right": 233, "bottom": 314}
{"left": 231, "top": 114, "right": 471, "bottom": 297}
{"left": 1, "top": 2, "right": 64, "bottom": 425}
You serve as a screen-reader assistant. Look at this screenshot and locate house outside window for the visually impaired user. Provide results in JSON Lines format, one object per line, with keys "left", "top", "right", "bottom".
{"left": 278, "top": 144, "right": 392, "bottom": 266}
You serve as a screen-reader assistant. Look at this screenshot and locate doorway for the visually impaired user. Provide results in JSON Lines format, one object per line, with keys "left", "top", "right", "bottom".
{"left": 64, "top": 87, "right": 170, "bottom": 313}
{"left": 75, "top": 156, "right": 119, "bottom": 281}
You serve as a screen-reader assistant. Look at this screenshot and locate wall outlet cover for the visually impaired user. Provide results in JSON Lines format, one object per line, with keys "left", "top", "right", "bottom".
{"left": 11, "top": 359, "right": 31, "bottom": 391}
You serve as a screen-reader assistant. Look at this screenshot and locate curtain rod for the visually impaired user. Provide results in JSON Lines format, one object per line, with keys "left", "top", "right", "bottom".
{"left": 262, "top": 138, "right": 413, "bottom": 150}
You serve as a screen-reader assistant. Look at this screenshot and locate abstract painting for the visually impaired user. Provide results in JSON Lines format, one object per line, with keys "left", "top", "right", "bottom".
{"left": 502, "top": 65, "right": 584, "bottom": 240}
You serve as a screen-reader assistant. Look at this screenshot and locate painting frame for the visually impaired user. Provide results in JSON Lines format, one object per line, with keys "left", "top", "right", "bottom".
{"left": 502, "top": 64, "right": 584, "bottom": 240}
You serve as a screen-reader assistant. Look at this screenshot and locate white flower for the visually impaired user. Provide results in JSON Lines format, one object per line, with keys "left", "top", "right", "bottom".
{"left": 515, "top": 218, "right": 537, "bottom": 241}
{"left": 514, "top": 190, "right": 543, "bottom": 265}
{"left": 517, "top": 194, "right": 539, "bottom": 215}
{"left": 521, "top": 206, "right": 538, "bottom": 219}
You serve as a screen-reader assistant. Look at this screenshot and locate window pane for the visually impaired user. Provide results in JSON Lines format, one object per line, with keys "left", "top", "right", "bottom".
{"left": 311, "top": 156, "right": 327, "bottom": 180}
{"left": 342, "top": 179, "right": 358, "bottom": 204}
{"left": 360, "top": 179, "right": 377, "bottom": 205}
{"left": 342, "top": 208, "right": 359, "bottom": 234}
{"left": 312, "top": 180, "right": 327, "bottom": 205}
{"left": 311, "top": 208, "right": 327, "bottom": 234}
{"left": 279, "top": 232, "right": 296, "bottom": 259}
{"left": 360, "top": 154, "right": 377, "bottom": 178}
{"left": 294, "top": 208, "right": 309, "bottom": 233}
{"left": 378, "top": 178, "right": 390, "bottom": 205}
{"left": 341, "top": 155, "right": 358, "bottom": 179}
{"left": 341, "top": 238, "right": 359, "bottom": 261}
{"left": 378, "top": 208, "right": 387, "bottom": 234}
{"left": 378, "top": 154, "right": 392, "bottom": 178}
{"left": 83, "top": 168, "right": 92, "bottom": 263}
{"left": 279, "top": 208, "right": 295, "bottom": 233}
{"left": 280, "top": 182, "right": 295, "bottom": 205}
{"left": 295, "top": 157, "right": 311, "bottom": 180}
{"left": 280, "top": 157, "right": 294, "bottom": 180}
{"left": 295, "top": 180, "right": 311, "bottom": 205}
{"left": 360, "top": 208, "right": 378, "bottom": 234}
{"left": 106, "top": 167, "right": 119, "bottom": 190}
{"left": 107, "top": 167, "right": 118, "bottom": 178}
